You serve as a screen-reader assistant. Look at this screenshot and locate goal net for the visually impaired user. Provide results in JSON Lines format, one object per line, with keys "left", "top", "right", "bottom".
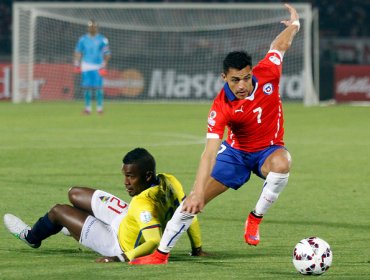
{"left": 12, "top": 2, "right": 318, "bottom": 105}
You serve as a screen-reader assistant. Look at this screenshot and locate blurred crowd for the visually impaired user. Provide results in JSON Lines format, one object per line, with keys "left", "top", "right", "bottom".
{"left": 0, "top": 0, "right": 369, "bottom": 57}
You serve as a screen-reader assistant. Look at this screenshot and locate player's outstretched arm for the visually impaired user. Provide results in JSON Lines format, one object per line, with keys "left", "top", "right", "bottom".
{"left": 270, "top": 3, "right": 300, "bottom": 55}
{"left": 182, "top": 138, "right": 222, "bottom": 214}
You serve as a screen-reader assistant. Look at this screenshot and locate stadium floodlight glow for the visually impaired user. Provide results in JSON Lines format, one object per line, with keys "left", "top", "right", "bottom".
{"left": 12, "top": 2, "right": 318, "bottom": 105}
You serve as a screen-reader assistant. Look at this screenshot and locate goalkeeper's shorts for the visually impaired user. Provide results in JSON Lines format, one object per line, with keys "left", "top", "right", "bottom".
{"left": 82, "top": 70, "right": 103, "bottom": 88}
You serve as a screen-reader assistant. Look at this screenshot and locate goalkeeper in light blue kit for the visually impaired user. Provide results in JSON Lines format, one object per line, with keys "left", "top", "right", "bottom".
{"left": 74, "top": 19, "right": 111, "bottom": 114}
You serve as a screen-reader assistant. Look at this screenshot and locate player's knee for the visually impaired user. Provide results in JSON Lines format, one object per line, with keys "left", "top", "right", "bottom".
{"left": 48, "top": 204, "right": 66, "bottom": 221}
{"left": 68, "top": 186, "right": 81, "bottom": 204}
{"left": 270, "top": 151, "right": 292, "bottom": 173}
{"left": 273, "top": 162, "right": 290, "bottom": 173}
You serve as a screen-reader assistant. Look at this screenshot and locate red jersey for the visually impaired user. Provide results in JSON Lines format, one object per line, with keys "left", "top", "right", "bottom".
{"left": 207, "top": 50, "right": 285, "bottom": 153}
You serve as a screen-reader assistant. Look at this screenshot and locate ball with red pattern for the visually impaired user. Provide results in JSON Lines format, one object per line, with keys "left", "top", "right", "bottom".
{"left": 292, "top": 237, "right": 333, "bottom": 275}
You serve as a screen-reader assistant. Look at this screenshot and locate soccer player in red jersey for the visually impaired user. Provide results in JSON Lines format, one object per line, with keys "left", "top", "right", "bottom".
{"left": 130, "top": 3, "right": 300, "bottom": 265}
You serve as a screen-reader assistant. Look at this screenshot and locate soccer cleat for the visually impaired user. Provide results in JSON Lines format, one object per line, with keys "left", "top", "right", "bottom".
{"left": 244, "top": 211, "right": 263, "bottom": 246}
{"left": 82, "top": 109, "right": 91, "bottom": 115}
{"left": 3, "top": 214, "right": 41, "bottom": 248}
{"left": 129, "top": 250, "right": 169, "bottom": 265}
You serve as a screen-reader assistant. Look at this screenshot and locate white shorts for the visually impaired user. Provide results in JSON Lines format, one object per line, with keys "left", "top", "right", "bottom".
{"left": 79, "top": 190, "right": 129, "bottom": 257}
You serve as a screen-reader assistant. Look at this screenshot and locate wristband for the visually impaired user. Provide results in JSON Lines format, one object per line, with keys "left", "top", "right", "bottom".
{"left": 292, "top": 20, "right": 300, "bottom": 31}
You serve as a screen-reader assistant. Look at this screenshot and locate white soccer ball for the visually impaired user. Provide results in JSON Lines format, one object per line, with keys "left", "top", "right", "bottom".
{"left": 292, "top": 237, "right": 333, "bottom": 275}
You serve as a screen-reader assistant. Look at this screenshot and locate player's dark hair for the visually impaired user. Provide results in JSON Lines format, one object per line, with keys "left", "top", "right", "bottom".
{"left": 223, "top": 51, "right": 252, "bottom": 74}
{"left": 123, "top": 148, "right": 156, "bottom": 175}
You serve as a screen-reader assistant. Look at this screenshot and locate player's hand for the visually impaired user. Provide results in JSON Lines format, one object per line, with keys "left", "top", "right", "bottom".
{"left": 280, "top": 3, "right": 299, "bottom": 27}
{"left": 190, "top": 246, "right": 209, "bottom": 257}
{"left": 95, "top": 256, "right": 120, "bottom": 263}
{"left": 182, "top": 192, "right": 205, "bottom": 214}
{"left": 73, "top": 66, "right": 81, "bottom": 74}
{"left": 99, "top": 68, "right": 108, "bottom": 76}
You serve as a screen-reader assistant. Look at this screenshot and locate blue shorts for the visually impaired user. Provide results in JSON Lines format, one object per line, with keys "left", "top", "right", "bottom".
{"left": 211, "top": 141, "right": 286, "bottom": 190}
{"left": 82, "top": 70, "right": 103, "bottom": 88}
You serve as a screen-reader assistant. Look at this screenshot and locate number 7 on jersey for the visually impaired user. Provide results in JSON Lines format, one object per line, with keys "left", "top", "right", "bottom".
{"left": 252, "top": 107, "right": 262, "bottom": 123}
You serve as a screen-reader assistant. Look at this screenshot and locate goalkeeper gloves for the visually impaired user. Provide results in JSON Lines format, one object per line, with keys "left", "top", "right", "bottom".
{"left": 99, "top": 68, "right": 108, "bottom": 76}
{"left": 99, "top": 61, "right": 108, "bottom": 76}
{"left": 74, "top": 66, "right": 81, "bottom": 73}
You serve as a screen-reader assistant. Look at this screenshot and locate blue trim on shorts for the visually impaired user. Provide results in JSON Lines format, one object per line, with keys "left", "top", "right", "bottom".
{"left": 211, "top": 141, "right": 286, "bottom": 190}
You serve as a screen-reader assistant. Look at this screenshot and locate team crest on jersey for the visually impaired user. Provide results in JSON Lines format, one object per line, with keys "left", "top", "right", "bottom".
{"left": 269, "top": 55, "right": 281, "bottom": 65}
{"left": 263, "top": 83, "right": 274, "bottom": 95}
{"left": 208, "top": 110, "right": 217, "bottom": 126}
{"left": 140, "top": 211, "right": 153, "bottom": 223}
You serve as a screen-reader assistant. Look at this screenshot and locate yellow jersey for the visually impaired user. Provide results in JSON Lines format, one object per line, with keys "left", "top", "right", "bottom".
{"left": 117, "top": 173, "right": 202, "bottom": 260}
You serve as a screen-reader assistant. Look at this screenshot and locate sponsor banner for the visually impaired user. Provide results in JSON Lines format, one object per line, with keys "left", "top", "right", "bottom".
{"left": 2, "top": 63, "right": 307, "bottom": 101}
{"left": 334, "top": 65, "right": 370, "bottom": 102}
{"left": 20, "top": 64, "right": 146, "bottom": 100}
{"left": 34, "top": 64, "right": 73, "bottom": 100}
{"left": 321, "top": 38, "right": 370, "bottom": 64}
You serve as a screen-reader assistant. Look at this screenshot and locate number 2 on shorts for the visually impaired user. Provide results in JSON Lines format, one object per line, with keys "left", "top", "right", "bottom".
{"left": 108, "top": 197, "right": 128, "bottom": 214}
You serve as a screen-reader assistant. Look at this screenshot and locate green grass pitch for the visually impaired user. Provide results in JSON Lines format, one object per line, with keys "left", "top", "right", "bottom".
{"left": 0, "top": 101, "right": 369, "bottom": 279}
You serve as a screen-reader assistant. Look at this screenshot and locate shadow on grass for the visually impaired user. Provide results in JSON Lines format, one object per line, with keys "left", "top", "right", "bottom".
{"left": 264, "top": 219, "right": 369, "bottom": 230}
{"left": 3, "top": 247, "right": 97, "bottom": 260}
{"left": 1, "top": 246, "right": 279, "bottom": 264}
{"left": 157, "top": 253, "right": 307, "bottom": 277}
{"left": 169, "top": 249, "right": 280, "bottom": 264}
{"left": 205, "top": 216, "right": 368, "bottom": 230}
{"left": 0, "top": 246, "right": 327, "bottom": 278}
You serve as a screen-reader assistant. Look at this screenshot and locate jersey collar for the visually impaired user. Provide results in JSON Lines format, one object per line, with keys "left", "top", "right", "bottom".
{"left": 224, "top": 83, "right": 237, "bottom": 101}
{"left": 246, "top": 76, "right": 258, "bottom": 101}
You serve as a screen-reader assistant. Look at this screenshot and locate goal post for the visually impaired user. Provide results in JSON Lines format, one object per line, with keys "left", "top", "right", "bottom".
{"left": 12, "top": 2, "right": 318, "bottom": 105}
